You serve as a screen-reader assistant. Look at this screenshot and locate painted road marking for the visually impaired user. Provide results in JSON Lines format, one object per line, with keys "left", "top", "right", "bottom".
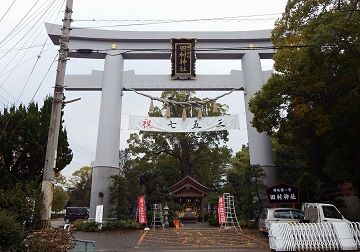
{"left": 134, "top": 230, "right": 148, "bottom": 249}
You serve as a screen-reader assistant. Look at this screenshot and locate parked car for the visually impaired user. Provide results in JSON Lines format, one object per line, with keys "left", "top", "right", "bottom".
{"left": 64, "top": 207, "right": 89, "bottom": 223}
{"left": 258, "top": 208, "right": 305, "bottom": 234}
{"left": 301, "top": 203, "right": 349, "bottom": 223}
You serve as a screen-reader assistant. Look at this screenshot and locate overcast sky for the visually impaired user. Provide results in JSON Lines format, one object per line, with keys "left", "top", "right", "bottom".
{"left": 0, "top": 0, "right": 287, "bottom": 177}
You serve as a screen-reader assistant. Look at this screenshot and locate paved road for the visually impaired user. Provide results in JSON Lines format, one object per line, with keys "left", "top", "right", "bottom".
{"left": 75, "top": 228, "right": 269, "bottom": 251}
{"left": 52, "top": 219, "right": 269, "bottom": 251}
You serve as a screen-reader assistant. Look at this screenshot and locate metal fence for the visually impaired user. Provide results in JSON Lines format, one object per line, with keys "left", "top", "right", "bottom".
{"left": 269, "top": 222, "right": 360, "bottom": 251}
{"left": 69, "top": 239, "right": 96, "bottom": 252}
{"left": 349, "top": 222, "right": 360, "bottom": 248}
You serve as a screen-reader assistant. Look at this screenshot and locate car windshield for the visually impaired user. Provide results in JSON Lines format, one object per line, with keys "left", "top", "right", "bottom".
{"left": 273, "top": 210, "right": 292, "bottom": 219}
{"left": 322, "top": 205, "right": 342, "bottom": 219}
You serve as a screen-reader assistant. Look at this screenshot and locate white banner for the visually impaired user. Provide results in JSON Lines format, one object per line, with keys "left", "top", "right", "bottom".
{"left": 129, "top": 115, "right": 239, "bottom": 132}
{"left": 95, "top": 205, "right": 103, "bottom": 223}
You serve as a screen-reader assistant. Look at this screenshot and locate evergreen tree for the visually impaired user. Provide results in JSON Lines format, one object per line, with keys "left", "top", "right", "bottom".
{"left": 0, "top": 96, "right": 72, "bottom": 187}
{"left": 249, "top": 0, "right": 360, "bottom": 195}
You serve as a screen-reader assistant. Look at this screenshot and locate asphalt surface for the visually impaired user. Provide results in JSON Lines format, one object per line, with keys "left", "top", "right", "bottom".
{"left": 52, "top": 219, "right": 270, "bottom": 252}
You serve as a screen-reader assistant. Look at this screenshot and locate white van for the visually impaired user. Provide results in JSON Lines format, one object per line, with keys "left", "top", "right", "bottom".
{"left": 301, "top": 203, "right": 349, "bottom": 223}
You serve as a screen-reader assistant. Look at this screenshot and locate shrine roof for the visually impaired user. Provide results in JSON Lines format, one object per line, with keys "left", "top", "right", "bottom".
{"left": 169, "top": 176, "right": 211, "bottom": 195}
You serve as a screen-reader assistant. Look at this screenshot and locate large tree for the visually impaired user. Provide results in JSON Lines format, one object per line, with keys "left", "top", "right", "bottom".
{"left": 66, "top": 166, "right": 92, "bottom": 207}
{"left": 52, "top": 186, "right": 69, "bottom": 213}
{"left": 249, "top": 0, "right": 360, "bottom": 194}
{"left": 224, "top": 145, "right": 264, "bottom": 219}
{"left": 0, "top": 96, "right": 72, "bottom": 187}
{"left": 126, "top": 91, "right": 232, "bottom": 191}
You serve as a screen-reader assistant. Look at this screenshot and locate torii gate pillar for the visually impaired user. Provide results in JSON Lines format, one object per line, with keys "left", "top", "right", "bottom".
{"left": 90, "top": 52, "right": 124, "bottom": 219}
{"left": 242, "top": 51, "right": 277, "bottom": 186}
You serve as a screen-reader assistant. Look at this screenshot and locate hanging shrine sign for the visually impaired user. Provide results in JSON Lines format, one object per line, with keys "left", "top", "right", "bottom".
{"left": 218, "top": 196, "right": 226, "bottom": 224}
{"left": 171, "top": 38, "right": 196, "bottom": 80}
{"left": 266, "top": 183, "right": 299, "bottom": 204}
{"left": 137, "top": 196, "right": 147, "bottom": 224}
{"left": 129, "top": 115, "right": 240, "bottom": 132}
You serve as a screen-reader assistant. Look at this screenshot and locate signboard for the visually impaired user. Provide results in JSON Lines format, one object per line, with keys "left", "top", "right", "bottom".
{"left": 171, "top": 38, "right": 196, "bottom": 80}
{"left": 218, "top": 196, "right": 226, "bottom": 224}
{"left": 95, "top": 205, "right": 103, "bottom": 223}
{"left": 137, "top": 196, "right": 147, "bottom": 224}
{"left": 129, "top": 115, "right": 240, "bottom": 132}
{"left": 266, "top": 184, "right": 299, "bottom": 204}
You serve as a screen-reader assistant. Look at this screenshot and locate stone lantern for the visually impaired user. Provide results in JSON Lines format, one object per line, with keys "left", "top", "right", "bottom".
{"left": 163, "top": 203, "right": 169, "bottom": 227}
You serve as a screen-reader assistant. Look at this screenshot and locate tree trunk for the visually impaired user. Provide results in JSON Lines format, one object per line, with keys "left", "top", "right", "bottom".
{"left": 180, "top": 137, "right": 191, "bottom": 177}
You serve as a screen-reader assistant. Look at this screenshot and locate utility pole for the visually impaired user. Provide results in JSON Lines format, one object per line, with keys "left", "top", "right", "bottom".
{"left": 40, "top": 0, "right": 73, "bottom": 228}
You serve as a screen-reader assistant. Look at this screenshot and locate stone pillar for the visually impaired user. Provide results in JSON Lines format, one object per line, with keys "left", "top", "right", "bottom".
{"left": 89, "top": 52, "right": 123, "bottom": 219}
{"left": 242, "top": 51, "right": 277, "bottom": 187}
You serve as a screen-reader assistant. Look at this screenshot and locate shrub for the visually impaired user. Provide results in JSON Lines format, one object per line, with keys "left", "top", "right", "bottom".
{"left": 102, "top": 219, "right": 137, "bottom": 230}
{"left": 73, "top": 220, "right": 100, "bottom": 232}
{"left": 165, "top": 202, "right": 182, "bottom": 227}
{"left": 0, "top": 183, "right": 41, "bottom": 230}
{"left": 118, "top": 219, "right": 137, "bottom": 229}
{"left": 208, "top": 216, "right": 219, "bottom": 226}
{"left": 0, "top": 210, "right": 25, "bottom": 251}
{"left": 102, "top": 220, "right": 118, "bottom": 231}
{"left": 72, "top": 219, "right": 85, "bottom": 230}
{"left": 25, "top": 228, "right": 74, "bottom": 252}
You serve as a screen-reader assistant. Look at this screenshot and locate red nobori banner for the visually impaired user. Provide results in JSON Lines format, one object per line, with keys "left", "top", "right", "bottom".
{"left": 137, "top": 196, "right": 147, "bottom": 224}
{"left": 218, "top": 196, "right": 226, "bottom": 224}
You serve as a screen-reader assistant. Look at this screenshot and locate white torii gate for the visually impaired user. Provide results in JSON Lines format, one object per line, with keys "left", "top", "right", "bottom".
{"left": 46, "top": 23, "right": 277, "bottom": 219}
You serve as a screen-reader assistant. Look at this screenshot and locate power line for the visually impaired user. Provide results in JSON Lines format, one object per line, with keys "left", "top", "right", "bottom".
{"left": 0, "top": 0, "right": 59, "bottom": 60}
{"left": 15, "top": 0, "right": 66, "bottom": 102}
{"left": 0, "top": 85, "right": 17, "bottom": 101}
{"left": 0, "top": 91, "right": 11, "bottom": 105}
{"left": 0, "top": 45, "right": 54, "bottom": 78}
{"left": 1, "top": 0, "right": 61, "bottom": 50}
{"left": 0, "top": 0, "right": 42, "bottom": 47}
{"left": 0, "top": 0, "right": 63, "bottom": 99}
{"left": 70, "top": 43, "right": 336, "bottom": 57}
{"left": 0, "top": 24, "right": 46, "bottom": 83}
{"left": 71, "top": 147, "right": 96, "bottom": 159}
{"left": 69, "top": 159, "right": 93, "bottom": 169}
{"left": 73, "top": 13, "right": 281, "bottom": 29}
{"left": 69, "top": 139, "right": 96, "bottom": 158}
{"left": 0, "top": 0, "right": 17, "bottom": 23}
{"left": 0, "top": 43, "right": 53, "bottom": 53}
{"left": 74, "top": 13, "right": 281, "bottom": 22}
{"left": 31, "top": 53, "right": 58, "bottom": 101}
{"left": 0, "top": 1, "right": 50, "bottom": 49}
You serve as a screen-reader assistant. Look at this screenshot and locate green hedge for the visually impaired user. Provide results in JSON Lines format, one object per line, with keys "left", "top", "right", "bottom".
{"left": 73, "top": 220, "right": 100, "bottom": 232}
{"left": 0, "top": 210, "right": 25, "bottom": 251}
{"left": 73, "top": 219, "right": 137, "bottom": 231}
{"left": 102, "top": 219, "right": 137, "bottom": 230}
